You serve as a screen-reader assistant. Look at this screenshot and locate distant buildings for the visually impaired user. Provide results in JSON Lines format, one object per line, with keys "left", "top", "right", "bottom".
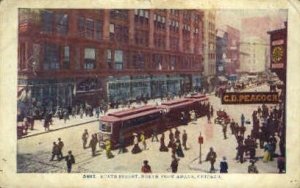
{"left": 215, "top": 25, "right": 240, "bottom": 76}
{"left": 239, "top": 37, "right": 267, "bottom": 73}
{"left": 203, "top": 10, "right": 216, "bottom": 91}
{"left": 18, "top": 9, "right": 205, "bottom": 111}
{"left": 203, "top": 10, "right": 216, "bottom": 77}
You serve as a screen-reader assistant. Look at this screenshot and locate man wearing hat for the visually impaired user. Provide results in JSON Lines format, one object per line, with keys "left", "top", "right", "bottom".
{"left": 65, "top": 150, "right": 75, "bottom": 173}
{"left": 205, "top": 147, "right": 217, "bottom": 173}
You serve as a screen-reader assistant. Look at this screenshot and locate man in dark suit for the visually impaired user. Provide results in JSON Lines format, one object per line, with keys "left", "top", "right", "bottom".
{"left": 65, "top": 150, "right": 75, "bottom": 173}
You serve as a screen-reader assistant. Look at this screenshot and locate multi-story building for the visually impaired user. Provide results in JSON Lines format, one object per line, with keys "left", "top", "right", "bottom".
{"left": 215, "top": 29, "right": 228, "bottom": 76}
{"left": 225, "top": 25, "right": 240, "bottom": 75}
{"left": 203, "top": 10, "right": 216, "bottom": 77}
{"left": 239, "top": 37, "right": 267, "bottom": 73}
{"left": 18, "top": 9, "right": 204, "bottom": 111}
{"left": 203, "top": 10, "right": 216, "bottom": 91}
{"left": 215, "top": 25, "right": 240, "bottom": 77}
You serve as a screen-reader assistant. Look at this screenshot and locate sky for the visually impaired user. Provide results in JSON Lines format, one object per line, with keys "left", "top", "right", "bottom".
{"left": 215, "top": 9, "right": 288, "bottom": 42}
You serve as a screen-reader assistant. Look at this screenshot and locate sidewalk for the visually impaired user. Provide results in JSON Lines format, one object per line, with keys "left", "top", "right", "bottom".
{"left": 19, "top": 97, "right": 176, "bottom": 139}
{"left": 20, "top": 115, "right": 99, "bottom": 139}
{"left": 19, "top": 92, "right": 220, "bottom": 139}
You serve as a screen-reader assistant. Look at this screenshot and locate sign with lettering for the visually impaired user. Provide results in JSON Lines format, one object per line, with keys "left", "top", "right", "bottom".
{"left": 221, "top": 92, "right": 279, "bottom": 104}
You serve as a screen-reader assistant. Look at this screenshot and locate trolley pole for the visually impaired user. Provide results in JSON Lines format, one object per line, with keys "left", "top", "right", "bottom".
{"left": 198, "top": 132, "right": 203, "bottom": 164}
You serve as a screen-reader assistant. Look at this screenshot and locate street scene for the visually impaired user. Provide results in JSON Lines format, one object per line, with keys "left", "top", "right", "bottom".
{"left": 17, "top": 9, "right": 287, "bottom": 173}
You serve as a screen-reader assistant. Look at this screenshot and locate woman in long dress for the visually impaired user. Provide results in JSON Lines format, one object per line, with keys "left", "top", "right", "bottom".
{"left": 263, "top": 142, "right": 271, "bottom": 162}
{"left": 131, "top": 133, "right": 142, "bottom": 154}
{"left": 167, "top": 130, "right": 174, "bottom": 148}
{"left": 159, "top": 133, "right": 169, "bottom": 152}
{"left": 175, "top": 139, "right": 185, "bottom": 158}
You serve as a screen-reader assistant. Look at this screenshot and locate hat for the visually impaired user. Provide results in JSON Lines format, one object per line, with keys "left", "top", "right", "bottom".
{"left": 133, "top": 133, "right": 137, "bottom": 136}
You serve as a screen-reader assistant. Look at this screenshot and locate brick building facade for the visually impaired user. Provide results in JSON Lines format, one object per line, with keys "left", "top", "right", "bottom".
{"left": 18, "top": 9, "right": 204, "bottom": 111}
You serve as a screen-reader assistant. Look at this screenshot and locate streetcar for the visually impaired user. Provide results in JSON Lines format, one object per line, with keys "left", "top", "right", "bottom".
{"left": 185, "top": 94, "right": 209, "bottom": 118}
{"left": 99, "top": 94, "right": 210, "bottom": 148}
{"left": 99, "top": 105, "right": 164, "bottom": 148}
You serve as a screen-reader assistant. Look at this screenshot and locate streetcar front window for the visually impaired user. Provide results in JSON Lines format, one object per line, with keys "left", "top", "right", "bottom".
{"left": 99, "top": 122, "right": 112, "bottom": 133}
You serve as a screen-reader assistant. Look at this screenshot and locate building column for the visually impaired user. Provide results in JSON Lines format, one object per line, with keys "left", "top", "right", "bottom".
{"left": 179, "top": 11, "right": 183, "bottom": 52}
{"left": 166, "top": 10, "right": 170, "bottom": 50}
{"left": 149, "top": 10, "right": 154, "bottom": 48}
{"left": 103, "top": 10, "right": 110, "bottom": 42}
{"left": 128, "top": 10, "right": 135, "bottom": 45}
{"left": 190, "top": 14, "right": 195, "bottom": 54}
{"left": 69, "top": 10, "right": 77, "bottom": 38}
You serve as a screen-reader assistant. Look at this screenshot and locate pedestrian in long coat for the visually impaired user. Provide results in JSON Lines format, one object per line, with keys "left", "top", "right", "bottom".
{"left": 220, "top": 157, "right": 228, "bottom": 173}
{"left": 241, "top": 114, "right": 245, "bottom": 126}
{"left": 89, "top": 135, "right": 97, "bottom": 156}
{"left": 277, "top": 155, "right": 285, "bottom": 173}
{"left": 82, "top": 129, "right": 89, "bottom": 149}
{"left": 105, "top": 140, "right": 114, "bottom": 159}
{"left": 175, "top": 139, "right": 184, "bottom": 158}
{"left": 230, "top": 119, "right": 235, "bottom": 135}
{"left": 263, "top": 142, "right": 272, "bottom": 162}
{"left": 140, "top": 132, "right": 147, "bottom": 150}
{"left": 174, "top": 128, "right": 180, "bottom": 140}
{"left": 239, "top": 124, "right": 246, "bottom": 138}
{"left": 205, "top": 147, "right": 217, "bottom": 172}
{"left": 210, "top": 105, "right": 214, "bottom": 117}
{"left": 170, "top": 155, "right": 180, "bottom": 173}
{"left": 58, "top": 138, "right": 64, "bottom": 160}
{"left": 222, "top": 124, "right": 227, "bottom": 139}
{"left": 131, "top": 133, "right": 142, "bottom": 154}
{"left": 182, "top": 130, "right": 188, "bottom": 150}
{"left": 159, "top": 133, "right": 168, "bottom": 152}
{"left": 167, "top": 130, "right": 174, "bottom": 148}
{"left": 50, "top": 142, "right": 60, "bottom": 161}
{"left": 65, "top": 150, "right": 75, "bottom": 173}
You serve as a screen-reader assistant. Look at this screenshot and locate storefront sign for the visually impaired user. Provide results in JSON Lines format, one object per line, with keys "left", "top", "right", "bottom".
{"left": 221, "top": 92, "right": 279, "bottom": 104}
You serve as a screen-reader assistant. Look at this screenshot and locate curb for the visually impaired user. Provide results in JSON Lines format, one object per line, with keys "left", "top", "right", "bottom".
{"left": 18, "top": 119, "right": 98, "bottom": 140}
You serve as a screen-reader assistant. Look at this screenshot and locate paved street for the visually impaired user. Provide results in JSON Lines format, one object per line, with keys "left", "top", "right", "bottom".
{"left": 17, "top": 83, "right": 280, "bottom": 173}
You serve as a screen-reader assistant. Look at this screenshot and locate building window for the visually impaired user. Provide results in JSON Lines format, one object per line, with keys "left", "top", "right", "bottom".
{"left": 110, "top": 24, "right": 128, "bottom": 43}
{"left": 154, "top": 14, "right": 166, "bottom": 30}
{"left": 106, "top": 49, "right": 113, "bottom": 69}
{"left": 78, "top": 16, "right": 85, "bottom": 37}
{"left": 84, "top": 48, "right": 96, "bottom": 70}
{"left": 95, "top": 20, "right": 102, "bottom": 40}
{"left": 56, "top": 13, "right": 68, "bottom": 35}
{"left": 170, "top": 56, "right": 176, "bottom": 70}
{"left": 77, "top": 17, "right": 102, "bottom": 41}
{"left": 86, "top": 19, "right": 94, "bottom": 39}
{"left": 110, "top": 10, "right": 128, "bottom": 20}
{"left": 114, "top": 50, "right": 123, "bottom": 70}
{"left": 63, "top": 46, "right": 70, "bottom": 69}
{"left": 135, "top": 9, "right": 149, "bottom": 25}
{"left": 133, "top": 53, "right": 145, "bottom": 69}
{"left": 170, "top": 37, "right": 179, "bottom": 51}
{"left": 42, "top": 11, "right": 53, "bottom": 33}
{"left": 135, "top": 30, "right": 149, "bottom": 46}
{"left": 154, "top": 33, "right": 165, "bottom": 49}
{"left": 153, "top": 54, "right": 163, "bottom": 70}
{"left": 44, "top": 44, "right": 60, "bottom": 70}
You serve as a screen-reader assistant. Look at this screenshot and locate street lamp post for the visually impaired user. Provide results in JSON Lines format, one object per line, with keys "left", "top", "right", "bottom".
{"left": 198, "top": 132, "right": 204, "bottom": 164}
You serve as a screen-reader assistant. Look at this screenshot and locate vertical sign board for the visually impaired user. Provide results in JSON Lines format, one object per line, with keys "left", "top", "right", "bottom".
{"left": 268, "top": 26, "right": 287, "bottom": 80}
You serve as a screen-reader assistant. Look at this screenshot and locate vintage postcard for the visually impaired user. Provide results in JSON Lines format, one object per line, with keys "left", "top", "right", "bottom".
{"left": 0, "top": 0, "right": 300, "bottom": 187}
